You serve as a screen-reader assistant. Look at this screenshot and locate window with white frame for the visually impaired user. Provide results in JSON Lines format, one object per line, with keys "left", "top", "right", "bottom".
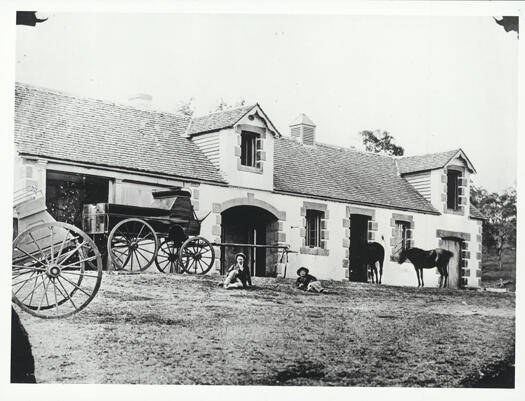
{"left": 305, "top": 209, "right": 323, "bottom": 248}
{"left": 392, "top": 220, "right": 412, "bottom": 258}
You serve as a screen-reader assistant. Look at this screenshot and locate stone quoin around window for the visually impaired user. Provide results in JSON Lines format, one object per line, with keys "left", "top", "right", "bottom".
{"left": 235, "top": 126, "right": 266, "bottom": 174}
{"left": 442, "top": 167, "right": 467, "bottom": 216}
{"left": 390, "top": 213, "right": 414, "bottom": 261}
{"left": 300, "top": 201, "right": 329, "bottom": 256}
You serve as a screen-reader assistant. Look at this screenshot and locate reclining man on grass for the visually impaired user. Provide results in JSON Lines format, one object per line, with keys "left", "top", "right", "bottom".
{"left": 223, "top": 252, "right": 252, "bottom": 289}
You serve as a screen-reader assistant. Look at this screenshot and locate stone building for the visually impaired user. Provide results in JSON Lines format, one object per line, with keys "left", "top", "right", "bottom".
{"left": 14, "top": 83, "right": 484, "bottom": 287}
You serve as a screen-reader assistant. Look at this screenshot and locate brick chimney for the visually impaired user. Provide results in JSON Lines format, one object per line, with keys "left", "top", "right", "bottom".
{"left": 289, "top": 113, "right": 316, "bottom": 146}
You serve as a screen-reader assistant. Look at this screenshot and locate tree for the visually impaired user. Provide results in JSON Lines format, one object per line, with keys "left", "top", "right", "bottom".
{"left": 212, "top": 98, "right": 246, "bottom": 113}
{"left": 174, "top": 98, "right": 195, "bottom": 117}
{"left": 359, "top": 130, "right": 405, "bottom": 156}
{"left": 470, "top": 185, "right": 516, "bottom": 269}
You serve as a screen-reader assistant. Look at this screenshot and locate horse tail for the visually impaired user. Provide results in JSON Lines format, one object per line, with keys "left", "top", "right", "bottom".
{"left": 378, "top": 243, "right": 385, "bottom": 266}
{"left": 437, "top": 249, "right": 454, "bottom": 266}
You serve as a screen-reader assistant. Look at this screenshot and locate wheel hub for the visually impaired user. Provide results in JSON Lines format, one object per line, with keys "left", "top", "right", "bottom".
{"left": 47, "top": 264, "right": 61, "bottom": 278}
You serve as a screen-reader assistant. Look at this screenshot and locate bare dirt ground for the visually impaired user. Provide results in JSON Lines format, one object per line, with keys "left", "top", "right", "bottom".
{"left": 17, "top": 273, "right": 515, "bottom": 386}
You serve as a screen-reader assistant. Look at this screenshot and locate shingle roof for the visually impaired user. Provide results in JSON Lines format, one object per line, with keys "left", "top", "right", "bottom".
{"left": 397, "top": 149, "right": 461, "bottom": 175}
{"left": 274, "top": 138, "right": 439, "bottom": 214}
{"left": 469, "top": 205, "right": 486, "bottom": 220}
{"left": 187, "top": 104, "right": 256, "bottom": 136}
{"left": 15, "top": 83, "right": 225, "bottom": 184}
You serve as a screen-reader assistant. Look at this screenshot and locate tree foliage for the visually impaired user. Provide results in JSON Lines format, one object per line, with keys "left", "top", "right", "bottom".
{"left": 46, "top": 181, "right": 84, "bottom": 227}
{"left": 174, "top": 98, "right": 196, "bottom": 117}
{"left": 213, "top": 98, "right": 246, "bottom": 113}
{"left": 359, "top": 130, "right": 405, "bottom": 156}
{"left": 470, "top": 185, "right": 516, "bottom": 269}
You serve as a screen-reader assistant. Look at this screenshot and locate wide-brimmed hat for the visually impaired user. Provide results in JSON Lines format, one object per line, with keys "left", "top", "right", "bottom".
{"left": 297, "top": 267, "right": 309, "bottom": 275}
{"left": 234, "top": 252, "right": 247, "bottom": 261}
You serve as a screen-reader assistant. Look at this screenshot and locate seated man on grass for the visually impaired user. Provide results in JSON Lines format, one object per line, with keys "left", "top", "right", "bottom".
{"left": 223, "top": 252, "right": 252, "bottom": 289}
{"left": 295, "top": 267, "right": 325, "bottom": 293}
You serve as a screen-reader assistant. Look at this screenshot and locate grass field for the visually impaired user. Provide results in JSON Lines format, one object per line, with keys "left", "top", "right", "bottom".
{"left": 481, "top": 249, "right": 516, "bottom": 291}
{"left": 17, "top": 273, "right": 515, "bottom": 386}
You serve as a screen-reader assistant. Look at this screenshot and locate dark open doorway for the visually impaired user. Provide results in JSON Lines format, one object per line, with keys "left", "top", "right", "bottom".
{"left": 221, "top": 206, "right": 278, "bottom": 277}
{"left": 349, "top": 213, "right": 371, "bottom": 282}
{"left": 46, "top": 171, "right": 109, "bottom": 229}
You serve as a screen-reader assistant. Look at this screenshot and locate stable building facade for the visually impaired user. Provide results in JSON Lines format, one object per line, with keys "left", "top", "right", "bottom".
{"left": 14, "top": 83, "right": 484, "bottom": 288}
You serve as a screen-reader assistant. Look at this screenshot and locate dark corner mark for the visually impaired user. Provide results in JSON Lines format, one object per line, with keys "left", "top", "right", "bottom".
{"left": 11, "top": 307, "right": 36, "bottom": 383}
{"left": 493, "top": 16, "right": 519, "bottom": 36}
{"left": 16, "top": 11, "right": 48, "bottom": 26}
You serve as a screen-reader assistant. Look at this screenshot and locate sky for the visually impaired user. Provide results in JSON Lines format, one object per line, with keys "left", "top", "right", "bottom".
{"left": 15, "top": 12, "right": 518, "bottom": 192}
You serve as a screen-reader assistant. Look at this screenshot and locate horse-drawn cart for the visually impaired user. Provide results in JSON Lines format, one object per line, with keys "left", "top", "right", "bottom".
{"left": 82, "top": 187, "right": 215, "bottom": 274}
{"left": 12, "top": 187, "right": 103, "bottom": 319}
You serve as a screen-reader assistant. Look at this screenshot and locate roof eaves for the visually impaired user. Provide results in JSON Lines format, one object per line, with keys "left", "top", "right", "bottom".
{"left": 19, "top": 153, "right": 228, "bottom": 186}
{"left": 252, "top": 103, "right": 281, "bottom": 137}
{"left": 273, "top": 188, "right": 440, "bottom": 215}
{"left": 453, "top": 148, "right": 477, "bottom": 174}
{"left": 229, "top": 104, "right": 257, "bottom": 128}
{"left": 469, "top": 214, "right": 485, "bottom": 221}
{"left": 400, "top": 167, "right": 436, "bottom": 176}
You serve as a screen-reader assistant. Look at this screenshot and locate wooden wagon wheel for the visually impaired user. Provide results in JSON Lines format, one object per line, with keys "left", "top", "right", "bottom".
{"left": 155, "top": 238, "right": 181, "bottom": 273}
{"left": 12, "top": 222, "right": 103, "bottom": 319}
{"left": 107, "top": 218, "right": 158, "bottom": 272}
{"left": 178, "top": 236, "right": 215, "bottom": 274}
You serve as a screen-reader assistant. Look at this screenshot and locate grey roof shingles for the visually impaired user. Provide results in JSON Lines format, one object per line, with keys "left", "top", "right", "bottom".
{"left": 274, "top": 138, "right": 439, "bottom": 214}
{"left": 15, "top": 83, "right": 226, "bottom": 184}
{"left": 397, "top": 149, "right": 461, "bottom": 175}
{"left": 187, "top": 104, "right": 256, "bottom": 136}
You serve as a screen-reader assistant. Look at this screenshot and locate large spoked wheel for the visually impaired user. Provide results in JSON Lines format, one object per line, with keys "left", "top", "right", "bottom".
{"left": 12, "top": 222, "right": 103, "bottom": 319}
{"left": 178, "top": 236, "right": 215, "bottom": 275}
{"left": 155, "top": 238, "right": 181, "bottom": 273}
{"left": 107, "top": 218, "right": 158, "bottom": 272}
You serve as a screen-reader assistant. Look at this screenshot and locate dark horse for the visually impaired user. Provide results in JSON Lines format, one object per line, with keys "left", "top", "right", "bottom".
{"left": 365, "top": 242, "right": 385, "bottom": 284}
{"left": 398, "top": 247, "right": 454, "bottom": 288}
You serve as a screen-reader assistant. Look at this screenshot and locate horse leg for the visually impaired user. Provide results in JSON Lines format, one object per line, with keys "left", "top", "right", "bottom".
{"left": 438, "top": 267, "right": 445, "bottom": 288}
{"left": 414, "top": 267, "right": 420, "bottom": 287}
{"left": 420, "top": 268, "right": 424, "bottom": 287}
{"left": 378, "top": 261, "right": 383, "bottom": 284}
{"left": 373, "top": 261, "right": 379, "bottom": 284}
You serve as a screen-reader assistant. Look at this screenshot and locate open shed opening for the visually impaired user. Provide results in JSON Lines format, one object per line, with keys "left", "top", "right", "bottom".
{"left": 220, "top": 205, "right": 279, "bottom": 277}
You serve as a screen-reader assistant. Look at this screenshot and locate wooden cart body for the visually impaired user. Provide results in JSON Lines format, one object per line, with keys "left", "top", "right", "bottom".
{"left": 82, "top": 187, "right": 215, "bottom": 274}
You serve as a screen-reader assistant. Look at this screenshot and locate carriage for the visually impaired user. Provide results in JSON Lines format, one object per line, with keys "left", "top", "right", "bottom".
{"left": 82, "top": 187, "right": 215, "bottom": 275}
{"left": 12, "top": 186, "right": 103, "bottom": 319}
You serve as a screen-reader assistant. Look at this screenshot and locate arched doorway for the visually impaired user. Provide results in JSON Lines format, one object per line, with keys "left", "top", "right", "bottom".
{"left": 221, "top": 206, "right": 279, "bottom": 277}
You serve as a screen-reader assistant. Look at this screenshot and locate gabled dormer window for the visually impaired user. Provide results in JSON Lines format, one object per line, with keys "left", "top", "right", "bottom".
{"left": 447, "top": 170, "right": 461, "bottom": 210}
{"left": 240, "top": 131, "right": 258, "bottom": 167}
